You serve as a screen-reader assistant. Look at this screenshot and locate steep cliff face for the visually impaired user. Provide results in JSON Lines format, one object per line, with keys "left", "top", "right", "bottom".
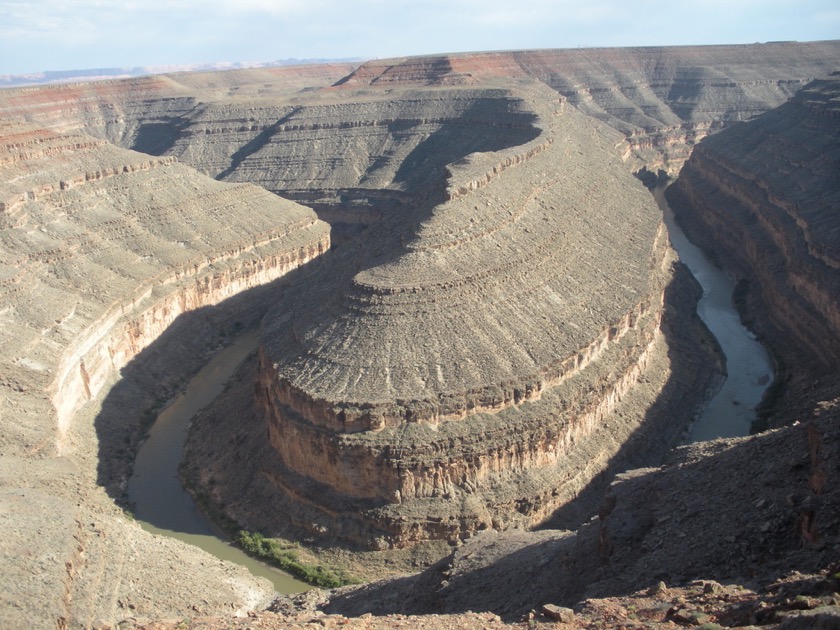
{"left": 204, "top": 85, "right": 714, "bottom": 549}
{"left": 667, "top": 74, "right": 840, "bottom": 425}
{"left": 6, "top": 43, "right": 835, "bottom": 215}
{"left": 0, "top": 120, "right": 330, "bottom": 628}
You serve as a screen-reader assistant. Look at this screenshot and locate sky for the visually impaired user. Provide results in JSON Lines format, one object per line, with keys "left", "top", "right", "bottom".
{"left": 1, "top": 0, "right": 839, "bottom": 75}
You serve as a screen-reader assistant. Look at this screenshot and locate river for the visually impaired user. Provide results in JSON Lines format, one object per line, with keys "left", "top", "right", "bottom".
{"left": 654, "top": 188, "right": 774, "bottom": 441}
{"left": 127, "top": 188, "right": 773, "bottom": 594}
{"left": 127, "top": 329, "right": 309, "bottom": 593}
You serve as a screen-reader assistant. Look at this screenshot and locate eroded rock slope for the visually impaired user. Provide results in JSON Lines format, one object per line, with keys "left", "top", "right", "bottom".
{"left": 250, "top": 90, "right": 675, "bottom": 548}
{"left": 667, "top": 72, "right": 840, "bottom": 426}
{"left": 179, "top": 78, "right": 724, "bottom": 553}
{"left": 0, "top": 119, "right": 329, "bottom": 628}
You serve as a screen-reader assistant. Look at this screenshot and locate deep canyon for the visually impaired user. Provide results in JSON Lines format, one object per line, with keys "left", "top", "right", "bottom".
{"left": 1, "top": 42, "right": 839, "bottom": 628}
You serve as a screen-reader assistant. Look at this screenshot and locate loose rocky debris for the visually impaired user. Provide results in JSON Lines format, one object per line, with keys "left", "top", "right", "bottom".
{"left": 121, "top": 568, "right": 840, "bottom": 629}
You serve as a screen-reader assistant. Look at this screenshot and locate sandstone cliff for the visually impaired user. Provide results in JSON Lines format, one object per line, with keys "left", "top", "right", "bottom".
{"left": 173, "top": 75, "right": 726, "bottom": 553}
{"left": 334, "top": 43, "right": 840, "bottom": 172}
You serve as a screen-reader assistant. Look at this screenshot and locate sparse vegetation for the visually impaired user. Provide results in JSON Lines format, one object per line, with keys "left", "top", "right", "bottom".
{"left": 180, "top": 464, "right": 356, "bottom": 587}
{"left": 236, "top": 530, "right": 355, "bottom": 588}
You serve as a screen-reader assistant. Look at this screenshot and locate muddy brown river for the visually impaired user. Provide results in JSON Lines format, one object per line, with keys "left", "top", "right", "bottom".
{"left": 655, "top": 188, "right": 774, "bottom": 441}
{"left": 127, "top": 188, "right": 773, "bottom": 594}
{"left": 127, "top": 329, "right": 309, "bottom": 593}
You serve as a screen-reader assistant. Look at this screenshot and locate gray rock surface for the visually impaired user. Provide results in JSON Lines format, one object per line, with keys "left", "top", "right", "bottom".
{"left": 2, "top": 43, "right": 839, "bottom": 627}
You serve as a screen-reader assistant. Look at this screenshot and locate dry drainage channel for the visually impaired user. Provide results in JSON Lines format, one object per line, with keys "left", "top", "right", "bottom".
{"left": 127, "top": 328, "right": 309, "bottom": 594}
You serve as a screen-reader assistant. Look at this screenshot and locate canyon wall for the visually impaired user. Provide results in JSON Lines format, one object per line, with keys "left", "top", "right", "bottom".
{"left": 333, "top": 43, "right": 840, "bottom": 172}
{"left": 0, "top": 119, "right": 330, "bottom": 628}
{"left": 667, "top": 73, "right": 840, "bottom": 426}
{"left": 2, "top": 43, "right": 839, "bottom": 625}
{"left": 178, "top": 44, "right": 840, "bottom": 550}
{"left": 186, "top": 82, "right": 716, "bottom": 549}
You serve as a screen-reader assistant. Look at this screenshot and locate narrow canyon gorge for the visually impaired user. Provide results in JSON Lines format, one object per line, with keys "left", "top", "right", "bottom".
{"left": 1, "top": 42, "right": 839, "bottom": 628}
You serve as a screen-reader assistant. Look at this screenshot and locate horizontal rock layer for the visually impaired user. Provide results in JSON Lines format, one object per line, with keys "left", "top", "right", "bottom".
{"left": 334, "top": 43, "right": 840, "bottom": 171}
{"left": 0, "top": 119, "right": 330, "bottom": 627}
{"left": 246, "top": 86, "right": 683, "bottom": 547}
{"left": 667, "top": 75, "right": 840, "bottom": 379}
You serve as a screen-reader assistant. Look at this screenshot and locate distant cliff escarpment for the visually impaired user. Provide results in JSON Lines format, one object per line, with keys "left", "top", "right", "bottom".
{"left": 2, "top": 43, "right": 840, "bottom": 627}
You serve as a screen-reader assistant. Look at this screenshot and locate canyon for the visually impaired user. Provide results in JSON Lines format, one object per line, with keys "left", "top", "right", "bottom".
{"left": 667, "top": 72, "right": 840, "bottom": 429}
{"left": 1, "top": 42, "right": 839, "bottom": 628}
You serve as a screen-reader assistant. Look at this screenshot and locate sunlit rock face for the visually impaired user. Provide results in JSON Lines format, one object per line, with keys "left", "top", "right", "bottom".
{"left": 331, "top": 43, "right": 840, "bottom": 173}
{"left": 0, "top": 118, "right": 329, "bottom": 627}
{"left": 3, "top": 41, "right": 840, "bottom": 624}
{"left": 0, "top": 119, "right": 329, "bottom": 443}
{"left": 245, "top": 83, "right": 675, "bottom": 548}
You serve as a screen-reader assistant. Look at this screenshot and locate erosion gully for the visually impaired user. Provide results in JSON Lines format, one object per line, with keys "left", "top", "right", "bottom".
{"left": 127, "top": 187, "right": 773, "bottom": 594}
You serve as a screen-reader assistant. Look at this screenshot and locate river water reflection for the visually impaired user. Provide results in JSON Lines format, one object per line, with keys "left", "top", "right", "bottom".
{"left": 127, "top": 329, "right": 309, "bottom": 593}
{"left": 654, "top": 188, "right": 774, "bottom": 441}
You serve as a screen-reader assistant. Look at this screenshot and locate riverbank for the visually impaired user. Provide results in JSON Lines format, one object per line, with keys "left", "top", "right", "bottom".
{"left": 127, "top": 185, "right": 771, "bottom": 593}
{"left": 127, "top": 329, "right": 311, "bottom": 593}
{"left": 654, "top": 187, "right": 774, "bottom": 441}
{"left": 180, "top": 256, "right": 723, "bottom": 579}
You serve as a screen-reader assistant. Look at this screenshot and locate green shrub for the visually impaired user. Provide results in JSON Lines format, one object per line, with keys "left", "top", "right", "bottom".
{"left": 236, "top": 530, "right": 355, "bottom": 588}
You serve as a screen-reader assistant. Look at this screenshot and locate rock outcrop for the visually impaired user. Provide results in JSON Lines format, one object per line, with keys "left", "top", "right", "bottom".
{"left": 178, "top": 81, "right": 723, "bottom": 551}
{"left": 248, "top": 92, "right": 675, "bottom": 547}
{"left": 666, "top": 73, "right": 840, "bottom": 426}
{"left": 308, "top": 396, "right": 840, "bottom": 625}
{"left": 3, "top": 42, "right": 840, "bottom": 627}
{"left": 0, "top": 119, "right": 329, "bottom": 628}
{"left": 334, "top": 43, "right": 840, "bottom": 172}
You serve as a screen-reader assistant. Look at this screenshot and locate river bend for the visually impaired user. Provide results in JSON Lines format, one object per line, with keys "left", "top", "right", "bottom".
{"left": 127, "top": 189, "right": 774, "bottom": 594}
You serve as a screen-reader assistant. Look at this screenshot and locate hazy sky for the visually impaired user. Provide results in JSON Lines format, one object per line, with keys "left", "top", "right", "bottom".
{"left": 2, "top": 0, "right": 839, "bottom": 75}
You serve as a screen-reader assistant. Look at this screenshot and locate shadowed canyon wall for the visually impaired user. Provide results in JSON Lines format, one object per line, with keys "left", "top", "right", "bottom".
{"left": 0, "top": 119, "right": 329, "bottom": 627}
{"left": 666, "top": 72, "right": 840, "bottom": 427}
{"left": 1, "top": 43, "right": 839, "bottom": 626}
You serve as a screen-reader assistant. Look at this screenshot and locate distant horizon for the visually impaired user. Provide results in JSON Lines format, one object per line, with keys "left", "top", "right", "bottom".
{"left": 2, "top": 0, "right": 839, "bottom": 76}
{"left": 0, "top": 57, "right": 366, "bottom": 87}
{"left": 3, "top": 38, "right": 839, "bottom": 88}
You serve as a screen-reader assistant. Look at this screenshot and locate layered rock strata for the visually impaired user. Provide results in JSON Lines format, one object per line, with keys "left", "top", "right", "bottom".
{"left": 247, "top": 92, "right": 682, "bottom": 548}
{"left": 0, "top": 63, "right": 358, "bottom": 148}
{"left": 6, "top": 43, "right": 836, "bottom": 232}
{"left": 334, "top": 42, "right": 840, "bottom": 173}
{"left": 313, "top": 394, "right": 840, "bottom": 623}
{"left": 0, "top": 119, "right": 329, "bottom": 627}
{"left": 666, "top": 74, "right": 840, "bottom": 423}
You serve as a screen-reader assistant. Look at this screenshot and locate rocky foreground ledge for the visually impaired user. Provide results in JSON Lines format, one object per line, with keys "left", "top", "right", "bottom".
{"left": 169, "top": 397, "right": 840, "bottom": 629}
